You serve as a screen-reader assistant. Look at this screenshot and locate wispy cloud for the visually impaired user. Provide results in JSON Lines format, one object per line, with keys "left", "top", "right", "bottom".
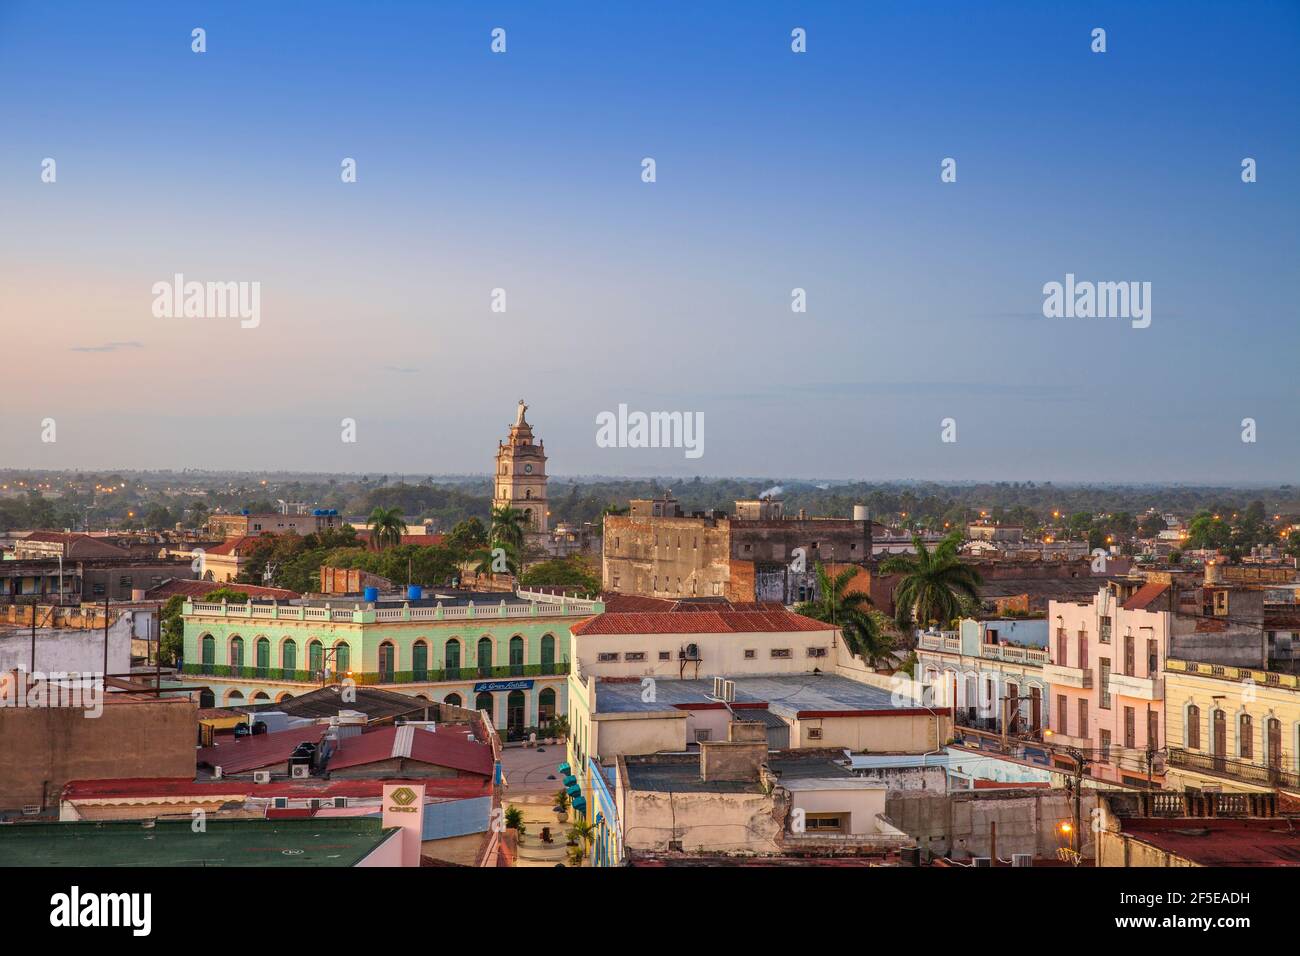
{"left": 69, "top": 341, "right": 144, "bottom": 353}
{"left": 384, "top": 366, "right": 419, "bottom": 374}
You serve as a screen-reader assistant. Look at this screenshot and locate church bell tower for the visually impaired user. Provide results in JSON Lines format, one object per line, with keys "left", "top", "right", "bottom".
{"left": 493, "top": 400, "right": 549, "bottom": 532}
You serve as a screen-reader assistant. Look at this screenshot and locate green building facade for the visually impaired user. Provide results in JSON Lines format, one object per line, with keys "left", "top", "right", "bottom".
{"left": 181, "top": 591, "right": 603, "bottom": 739}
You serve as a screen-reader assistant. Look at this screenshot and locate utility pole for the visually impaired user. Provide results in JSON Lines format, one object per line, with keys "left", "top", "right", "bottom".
{"left": 103, "top": 593, "right": 110, "bottom": 677}
{"left": 1065, "top": 745, "right": 1090, "bottom": 857}
{"left": 155, "top": 600, "right": 163, "bottom": 695}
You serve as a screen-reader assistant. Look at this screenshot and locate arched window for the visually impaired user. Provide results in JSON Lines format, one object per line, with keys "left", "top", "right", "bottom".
{"left": 255, "top": 637, "right": 270, "bottom": 675}
{"left": 282, "top": 638, "right": 297, "bottom": 673}
{"left": 1186, "top": 703, "right": 1200, "bottom": 749}
{"left": 1268, "top": 717, "right": 1282, "bottom": 770}
{"left": 253, "top": 691, "right": 270, "bottom": 702}
{"left": 335, "top": 642, "right": 351, "bottom": 674}
{"left": 1240, "top": 713, "right": 1254, "bottom": 760}
{"left": 224, "top": 688, "right": 244, "bottom": 706}
{"left": 541, "top": 634, "right": 556, "bottom": 671}
{"left": 378, "top": 641, "right": 395, "bottom": 683}
{"left": 444, "top": 692, "right": 463, "bottom": 708}
{"left": 539, "top": 687, "right": 557, "bottom": 725}
{"left": 475, "top": 691, "right": 494, "bottom": 716}
{"left": 509, "top": 636, "right": 524, "bottom": 675}
{"left": 198, "top": 688, "right": 215, "bottom": 708}
{"left": 229, "top": 635, "right": 244, "bottom": 669}
{"left": 477, "top": 637, "right": 493, "bottom": 676}
{"left": 445, "top": 638, "right": 461, "bottom": 675}
{"left": 309, "top": 640, "right": 323, "bottom": 674}
{"left": 412, "top": 641, "right": 428, "bottom": 681}
{"left": 201, "top": 634, "right": 215, "bottom": 667}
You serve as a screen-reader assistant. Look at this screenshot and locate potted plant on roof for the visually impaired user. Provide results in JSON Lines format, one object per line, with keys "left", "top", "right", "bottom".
{"left": 553, "top": 788, "right": 570, "bottom": 823}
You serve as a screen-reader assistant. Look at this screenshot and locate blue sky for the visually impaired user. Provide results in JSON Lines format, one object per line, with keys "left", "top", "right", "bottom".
{"left": 0, "top": 1, "right": 1296, "bottom": 481}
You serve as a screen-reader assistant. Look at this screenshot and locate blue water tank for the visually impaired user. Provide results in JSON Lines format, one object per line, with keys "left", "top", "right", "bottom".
{"left": 363, "top": 586, "right": 379, "bottom": 602}
{"left": 407, "top": 585, "right": 423, "bottom": 601}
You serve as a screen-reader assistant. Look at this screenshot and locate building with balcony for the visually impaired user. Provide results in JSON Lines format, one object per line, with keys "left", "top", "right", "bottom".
{"left": 180, "top": 588, "right": 600, "bottom": 740}
{"left": 916, "top": 617, "right": 1050, "bottom": 738}
{"left": 1163, "top": 658, "right": 1300, "bottom": 795}
{"left": 1046, "top": 579, "right": 1174, "bottom": 787}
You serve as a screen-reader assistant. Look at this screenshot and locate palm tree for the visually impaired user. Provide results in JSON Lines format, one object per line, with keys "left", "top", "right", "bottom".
{"left": 878, "top": 531, "right": 983, "bottom": 631}
{"left": 490, "top": 505, "right": 526, "bottom": 550}
{"left": 367, "top": 506, "right": 407, "bottom": 551}
{"left": 794, "top": 563, "right": 894, "bottom": 667}
{"left": 566, "top": 818, "right": 597, "bottom": 865}
{"left": 471, "top": 542, "right": 520, "bottom": 577}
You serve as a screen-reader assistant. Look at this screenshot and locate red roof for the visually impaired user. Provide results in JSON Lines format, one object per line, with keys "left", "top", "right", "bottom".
{"left": 354, "top": 531, "right": 447, "bottom": 549}
{"left": 195, "top": 726, "right": 328, "bottom": 775}
{"left": 203, "top": 535, "right": 264, "bottom": 557}
{"left": 1122, "top": 582, "right": 1170, "bottom": 612}
{"left": 329, "top": 725, "right": 493, "bottom": 777}
{"left": 62, "top": 775, "right": 490, "bottom": 802}
{"left": 1122, "top": 817, "right": 1300, "bottom": 866}
{"left": 21, "top": 531, "right": 130, "bottom": 558}
{"left": 573, "top": 609, "right": 832, "bottom": 636}
{"left": 146, "top": 578, "right": 300, "bottom": 600}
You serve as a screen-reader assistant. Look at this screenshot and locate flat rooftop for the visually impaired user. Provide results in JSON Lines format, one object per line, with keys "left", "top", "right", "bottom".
{"left": 595, "top": 673, "right": 903, "bottom": 718}
{"left": 623, "top": 750, "right": 857, "bottom": 795}
{"left": 0, "top": 818, "right": 396, "bottom": 867}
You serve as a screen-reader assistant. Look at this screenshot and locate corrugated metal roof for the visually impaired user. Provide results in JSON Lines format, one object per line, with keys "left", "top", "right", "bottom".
{"left": 195, "top": 726, "right": 327, "bottom": 775}
{"left": 328, "top": 726, "right": 493, "bottom": 777}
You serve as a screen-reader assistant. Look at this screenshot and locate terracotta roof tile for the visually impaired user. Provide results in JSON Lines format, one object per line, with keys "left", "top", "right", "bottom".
{"left": 1122, "top": 582, "right": 1171, "bottom": 612}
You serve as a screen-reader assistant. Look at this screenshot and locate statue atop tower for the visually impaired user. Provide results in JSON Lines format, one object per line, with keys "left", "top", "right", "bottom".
{"left": 494, "top": 399, "right": 548, "bottom": 532}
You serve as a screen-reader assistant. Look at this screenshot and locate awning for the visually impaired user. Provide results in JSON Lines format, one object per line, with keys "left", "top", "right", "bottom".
{"left": 572, "top": 796, "right": 587, "bottom": 812}
{"left": 557, "top": 762, "right": 571, "bottom": 774}
{"left": 566, "top": 785, "right": 582, "bottom": 797}
{"left": 562, "top": 775, "right": 578, "bottom": 787}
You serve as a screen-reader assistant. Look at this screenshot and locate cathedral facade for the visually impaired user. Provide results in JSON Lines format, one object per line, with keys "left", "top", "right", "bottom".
{"left": 493, "top": 400, "right": 549, "bottom": 532}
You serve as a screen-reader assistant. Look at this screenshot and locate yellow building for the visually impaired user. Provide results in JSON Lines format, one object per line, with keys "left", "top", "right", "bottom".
{"left": 1163, "top": 657, "right": 1300, "bottom": 795}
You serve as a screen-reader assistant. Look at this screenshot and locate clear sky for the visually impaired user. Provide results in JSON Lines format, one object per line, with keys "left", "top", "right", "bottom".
{"left": 1, "top": 1, "right": 1296, "bottom": 481}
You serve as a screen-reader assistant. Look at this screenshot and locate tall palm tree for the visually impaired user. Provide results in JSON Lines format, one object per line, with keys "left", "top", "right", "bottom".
{"left": 794, "top": 563, "right": 894, "bottom": 667}
{"left": 490, "top": 505, "right": 527, "bottom": 550}
{"left": 367, "top": 506, "right": 407, "bottom": 551}
{"left": 471, "top": 541, "right": 520, "bottom": 577}
{"left": 878, "top": 531, "right": 983, "bottom": 630}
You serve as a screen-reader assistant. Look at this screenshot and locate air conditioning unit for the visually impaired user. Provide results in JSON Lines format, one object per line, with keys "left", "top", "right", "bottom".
{"left": 253, "top": 770, "right": 272, "bottom": 784}
{"left": 291, "top": 763, "right": 310, "bottom": 779}
{"left": 971, "top": 857, "right": 992, "bottom": 867}
{"left": 1012, "top": 853, "right": 1033, "bottom": 867}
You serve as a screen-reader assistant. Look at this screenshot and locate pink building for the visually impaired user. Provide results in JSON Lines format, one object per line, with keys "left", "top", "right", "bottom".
{"left": 1044, "top": 580, "right": 1173, "bottom": 787}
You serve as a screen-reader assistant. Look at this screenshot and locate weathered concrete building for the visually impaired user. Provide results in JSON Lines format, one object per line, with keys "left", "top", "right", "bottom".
{"left": 602, "top": 495, "right": 873, "bottom": 604}
{"left": 0, "top": 684, "right": 197, "bottom": 812}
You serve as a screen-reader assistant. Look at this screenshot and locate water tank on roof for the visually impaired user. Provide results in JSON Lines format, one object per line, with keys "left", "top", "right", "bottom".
{"left": 853, "top": 504, "right": 869, "bottom": 522}
{"left": 364, "top": 586, "right": 379, "bottom": 602}
{"left": 407, "top": 585, "right": 423, "bottom": 601}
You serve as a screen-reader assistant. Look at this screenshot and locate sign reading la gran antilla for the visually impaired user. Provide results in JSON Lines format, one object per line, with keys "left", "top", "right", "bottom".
{"left": 474, "top": 679, "right": 534, "bottom": 693}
